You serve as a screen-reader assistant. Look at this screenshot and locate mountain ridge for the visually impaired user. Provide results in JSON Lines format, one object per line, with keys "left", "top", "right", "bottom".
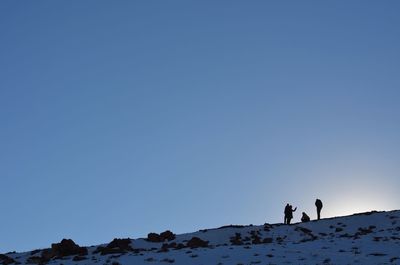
{"left": 2, "top": 210, "right": 399, "bottom": 265}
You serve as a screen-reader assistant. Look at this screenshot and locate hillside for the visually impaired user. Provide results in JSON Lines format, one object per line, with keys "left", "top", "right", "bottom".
{"left": 1, "top": 210, "right": 399, "bottom": 265}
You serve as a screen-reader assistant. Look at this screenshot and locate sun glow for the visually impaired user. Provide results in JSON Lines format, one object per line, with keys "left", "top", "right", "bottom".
{"left": 298, "top": 153, "right": 399, "bottom": 219}
{"left": 323, "top": 177, "right": 396, "bottom": 218}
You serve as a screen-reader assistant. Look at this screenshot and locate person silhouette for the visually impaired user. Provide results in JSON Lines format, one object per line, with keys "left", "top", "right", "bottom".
{"left": 284, "top": 203, "right": 290, "bottom": 224}
{"left": 285, "top": 204, "right": 297, "bottom": 224}
{"left": 301, "top": 212, "right": 310, "bottom": 222}
{"left": 315, "top": 199, "right": 323, "bottom": 220}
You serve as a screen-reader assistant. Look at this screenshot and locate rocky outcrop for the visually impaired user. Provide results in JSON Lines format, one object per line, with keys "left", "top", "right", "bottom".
{"left": 147, "top": 233, "right": 162, "bottom": 242}
{"left": 160, "top": 230, "right": 176, "bottom": 241}
{"left": 50, "top": 239, "right": 88, "bottom": 258}
{"left": 94, "top": 238, "right": 133, "bottom": 255}
{"left": 26, "top": 239, "right": 87, "bottom": 264}
{"left": 146, "top": 230, "right": 176, "bottom": 242}
{"left": 186, "top": 237, "right": 209, "bottom": 248}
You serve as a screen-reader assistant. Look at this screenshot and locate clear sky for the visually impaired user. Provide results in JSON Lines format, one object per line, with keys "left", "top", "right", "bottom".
{"left": 1, "top": 1, "right": 400, "bottom": 253}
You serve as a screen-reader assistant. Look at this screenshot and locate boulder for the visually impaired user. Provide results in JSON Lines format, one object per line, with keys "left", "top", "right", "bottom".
{"left": 146, "top": 233, "right": 162, "bottom": 242}
{"left": 51, "top": 239, "right": 88, "bottom": 258}
{"left": 147, "top": 230, "right": 176, "bottom": 242}
{"left": 106, "top": 238, "right": 133, "bottom": 251}
{"left": 96, "top": 238, "right": 133, "bottom": 255}
{"left": 160, "top": 230, "right": 175, "bottom": 241}
{"left": 186, "top": 237, "right": 209, "bottom": 248}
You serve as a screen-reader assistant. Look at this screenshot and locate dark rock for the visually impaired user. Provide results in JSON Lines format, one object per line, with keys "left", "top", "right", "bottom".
{"left": 40, "top": 249, "right": 53, "bottom": 262}
{"left": 162, "top": 244, "right": 170, "bottom": 252}
{"left": 0, "top": 254, "right": 15, "bottom": 265}
{"left": 107, "top": 238, "right": 133, "bottom": 251}
{"left": 27, "top": 239, "right": 86, "bottom": 264}
{"left": 295, "top": 227, "right": 318, "bottom": 242}
{"left": 251, "top": 235, "right": 262, "bottom": 244}
{"left": 263, "top": 223, "right": 272, "bottom": 231}
{"left": 353, "top": 211, "right": 378, "bottom": 216}
{"left": 355, "top": 227, "right": 374, "bottom": 236}
{"left": 263, "top": 238, "right": 273, "bottom": 244}
{"left": 296, "top": 227, "right": 313, "bottom": 234}
{"left": 158, "top": 242, "right": 185, "bottom": 251}
{"left": 147, "top": 231, "right": 176, "bottom": 243}
{"left": 146, "top": 233, "right": 162, "bottom": 243}
{"left": 96, "top": 238, "right": 133, "bottom": 255}
{"left": 175, "top": 243, "right": 185, "bottom": 250}
{"left": 230, "top": 233, "right": 243, "bottom": 246}
{"left": 30, "top": 250, "right": 41, "bottom": 256}
{"left": 160, "top": 258, "right": 175, "bottom": 263}
{"left": 26, "top": 256, "right": 46, "bottom": 265}
{"left": 217, "top": 225, "right": 245, "bottom": 230}
{"left": 249, "top": 230, "right": 262, "bottom": 244}
{"left": 51, "top": 239, "right": 88, "bottom": 258}
{"left": 72, "top": 256, "right": 87, "bottom": 261}
{"left": 160, "top": 230, "right": 175, "bottom": 241}
{"left": 186, "top": 237, "right": 209, "bottom": 248}
{"left": 368, "top": 253, "right": 387, "bottom": 256}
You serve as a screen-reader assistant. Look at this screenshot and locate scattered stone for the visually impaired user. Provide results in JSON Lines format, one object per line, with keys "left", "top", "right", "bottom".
{"left": 263, "top": 238, "right": 273, "bottom": 244}
{"left": 72, "top": 256, "right": 87, "bottom": 261}
{"left": 160, "top": 258, "right": 175, "bottom": 263}
{"left": 230, "top": 233, "right": 243, "bottom": 245}
{"left": 249, "top": 230, "right": 262, "bottom": 244}
{"left": 390, "top": 257, "right": 399, "bottom": 263}
{"left": 368, "top": 253, "right": 387, "bottom": 256}
{"left": 263, "top": 223, "right": 272, "bottom": 231}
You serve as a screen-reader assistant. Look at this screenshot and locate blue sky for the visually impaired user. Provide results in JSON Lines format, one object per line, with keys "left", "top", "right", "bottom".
{"left": 1, "top": 1, "right": 400, "bottom": 253}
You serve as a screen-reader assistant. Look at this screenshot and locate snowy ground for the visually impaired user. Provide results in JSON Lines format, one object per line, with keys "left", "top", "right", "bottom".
{"left": 2, "top": 210, "right": 400, "bottom": 265}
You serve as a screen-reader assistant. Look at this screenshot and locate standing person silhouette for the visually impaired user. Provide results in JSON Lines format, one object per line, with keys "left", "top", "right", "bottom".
{"left": 284, "top": 204, "right": 290, "bottom": 224}
{"left": 315, "top": 199, "right": 323, "bottom": 220}
{"left": 286, "top": 205, "right": 297, "bottom": 224}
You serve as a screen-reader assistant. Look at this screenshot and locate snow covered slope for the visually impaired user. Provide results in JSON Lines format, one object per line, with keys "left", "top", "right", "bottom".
{"left": 2, "top": 210, "right": 400, "bottom": 265}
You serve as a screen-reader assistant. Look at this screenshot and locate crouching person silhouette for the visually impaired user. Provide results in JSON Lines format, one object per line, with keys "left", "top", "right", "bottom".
{"left": 301, "top": 212, "right": 310, "bottom": 222}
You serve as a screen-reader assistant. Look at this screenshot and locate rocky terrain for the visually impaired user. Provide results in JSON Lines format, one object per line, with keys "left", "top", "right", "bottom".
{"left": 1, "top": 210, "right": 399, "bottom": 265}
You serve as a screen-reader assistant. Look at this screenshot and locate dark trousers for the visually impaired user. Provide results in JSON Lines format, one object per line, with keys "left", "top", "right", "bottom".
{"left": 285, "top": 216, "right": 292, "bottom": 224}
{"left": 317, "top": 208, "right": 322, "bottom": 220}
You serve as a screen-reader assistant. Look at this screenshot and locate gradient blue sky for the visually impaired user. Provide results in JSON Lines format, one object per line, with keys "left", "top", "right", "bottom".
{"left": 1, "top": 1, "right": 400, "bottom": 253}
